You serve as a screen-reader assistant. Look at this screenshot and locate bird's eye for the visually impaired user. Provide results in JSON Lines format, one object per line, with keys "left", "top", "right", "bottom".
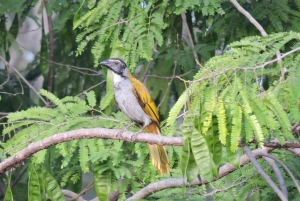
{"left": 114, "top": 61, "right": 119, "bottom": 65}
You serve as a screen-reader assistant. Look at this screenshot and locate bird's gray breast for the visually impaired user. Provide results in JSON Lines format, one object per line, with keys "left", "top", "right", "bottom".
{"left": 114, "top": 78, "right": 152, "bottom": 126}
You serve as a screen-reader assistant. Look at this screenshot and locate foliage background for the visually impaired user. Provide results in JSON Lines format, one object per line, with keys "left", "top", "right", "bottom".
{"left": 0, "top": 0, "right": 300, "bottom": 200}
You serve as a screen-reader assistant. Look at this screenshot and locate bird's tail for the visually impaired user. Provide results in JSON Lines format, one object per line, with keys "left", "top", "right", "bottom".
{"left": 145, "top": 123, "right": 170, "bottom": 175}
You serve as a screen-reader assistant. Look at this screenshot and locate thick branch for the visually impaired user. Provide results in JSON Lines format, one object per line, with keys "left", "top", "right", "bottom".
{"left": 256, "top": 151, "right": 300, "bottom": 194}
{"left": 127, "top": 147, "right": 274, "bottom": 200}
{"left": 0, "top": 128, "right": 182, "bottom": 174}
{"left": 243, "top": 146, "right": 287, "bottom": 201}
{"left": 263, "top": 157, "right": 287, "bottom": 198}
{"left": 265, "top": 141, "right": 300, "bottom": 149}
{"left": 1, "top": 125, "right": 300, "bottom": 175}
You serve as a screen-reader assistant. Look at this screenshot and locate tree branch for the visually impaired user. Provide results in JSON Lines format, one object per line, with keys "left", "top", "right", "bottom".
{"left": 181, "top": 12, "right": 200, "bottom": 64}
{"left": 127, "top": 147, "right": 274, "bottom": 200}
{"left": 256, "top": 151, "right": 300, "bottom": 195}
{"left": 229, "top": 0, "right": 282, "bottom": 62}
{"left": 0, "top": 128, "right": 182, "bottom": 174}
{"left": 229, "top": 0, "right": 267, "bottom": 36}
{"left": 243, "top": 146, "right": 287, "bottom": 201}
{"left": 62, "top": 189, "right": 86, "bottom": 201}
{"left": 263, "top": 157, "right": 287, "bottom": 198}
{"left": 1, "top": 125, "right": 299, "bottom": 175}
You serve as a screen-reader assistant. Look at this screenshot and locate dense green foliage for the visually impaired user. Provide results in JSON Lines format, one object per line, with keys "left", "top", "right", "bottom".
{"left": 1, "top": 0, "right": 300, "bottom": 200}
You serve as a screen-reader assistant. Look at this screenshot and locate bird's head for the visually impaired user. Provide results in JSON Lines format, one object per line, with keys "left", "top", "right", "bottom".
{"left": 99, "top": 58, "right": 128, "bottom": 78}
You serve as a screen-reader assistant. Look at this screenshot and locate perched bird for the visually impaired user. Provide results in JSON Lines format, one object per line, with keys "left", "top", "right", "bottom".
{"left": 100, "top": 58, "right": 170, "bottom": 175}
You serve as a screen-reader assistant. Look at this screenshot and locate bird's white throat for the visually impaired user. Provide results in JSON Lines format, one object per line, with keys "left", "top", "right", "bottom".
{"left": 111, "top": 71, "right": 124, "bottom": 85}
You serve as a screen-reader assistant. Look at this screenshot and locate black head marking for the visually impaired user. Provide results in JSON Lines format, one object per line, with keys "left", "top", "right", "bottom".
{"left": 99, "top": 58, "right": 128, "bottom": 77}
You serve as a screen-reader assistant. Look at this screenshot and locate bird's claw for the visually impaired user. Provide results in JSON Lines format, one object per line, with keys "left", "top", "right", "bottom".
{"left": 130, "top": 127, "right": 145, "bottom": 142}
{"left": 131, "top": 131, "right": 141, "bottom": 142}
{"left": 117, "top": 122, "right": 136, "bottom": 139}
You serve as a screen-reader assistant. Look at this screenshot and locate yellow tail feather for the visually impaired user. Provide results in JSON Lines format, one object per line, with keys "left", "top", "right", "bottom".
{"left": 145, "top": 123, "right": 170, "bottom": 175}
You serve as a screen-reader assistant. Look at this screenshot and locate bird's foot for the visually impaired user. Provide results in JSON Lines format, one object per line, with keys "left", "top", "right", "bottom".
{"left": 117, "top": 122, "right": 136, "bottom": 139}
{"left": 131, "top": 127, "right": 145, "bottom": 142}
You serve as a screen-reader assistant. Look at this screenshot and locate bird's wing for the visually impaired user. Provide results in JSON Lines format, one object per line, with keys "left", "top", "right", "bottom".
{"left": 130, "top": 76, "right": 160, "bottom": 125}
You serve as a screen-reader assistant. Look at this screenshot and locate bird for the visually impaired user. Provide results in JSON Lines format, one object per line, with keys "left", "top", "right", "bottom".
{"left": 100, "top": 58, "right": 170, "bottom": 175}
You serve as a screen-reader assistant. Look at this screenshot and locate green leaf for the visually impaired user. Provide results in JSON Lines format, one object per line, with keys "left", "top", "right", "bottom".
{"left": 39, "top": 166, "right": 65, "bottom": 201}
{"left": 93, "top": 163, "right": 111, "bottom": 201}
{"left": 28, "top": 164, "right": 41, "bottom": 201}
{"left": 84, "top": 90, "right": 97, "bottom": 108}
{"left": 230, "top": 105, "right": 242, "bottom": 152}
{"left": 110, "top": 40, "right": 125, "bottom": 59}
{"left": 186, "top": 148, "right": 199, "bottom": 183}
{"left": 4, "top": 186, "right": 13, "bottom": 201}
{"left": 226, "top": 135, "right": 240, "bottom": 168}
{"left": 79, "top": 139, "right": 90, "bottom": 172}
{"left": 180, "top": 137, "right": 190, "bottom": 182}
{"left": 216, "top": 100, "right": 228, "bottom": 145}
{"left": 73, "top": 0, "right": 85, "bottom": 26}
{"left": 33, "top": 149, "right": 47, "bottom": 164}
{"left": 191, "top": 129, "right": 215, "bottom": 182}
{"left": 88, "top": 0, "right": 96, "bottom": 9}
{"left": 73, "top": 0, "right": 108, "bottom": 29}
{"left": 39, "top": 89, "right": 67, "bottom": 113}
{"left": 204, "top": 116, "right": 223, "bottom": 167}
{"left": 4, "top": 173, "right": 13, "bottom": 201}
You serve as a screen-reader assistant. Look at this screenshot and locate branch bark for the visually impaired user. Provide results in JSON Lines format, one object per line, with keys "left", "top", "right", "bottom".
{"left": 1, "top": 126, "right": 300, "bottom": 175}
{"left": 0, "top": 128, "right": 182, "bottom": 174}
{"left": 263, "top": 157, "right": 288, "bottom": 198}
{"left": 127, "top": 147, "right": 274, "bottom": 200}
{"left": 255, "top": 151, "right": 300, "bottom": 195}
{"left": 243, "top": 146, "right": 287, "bottom": 201}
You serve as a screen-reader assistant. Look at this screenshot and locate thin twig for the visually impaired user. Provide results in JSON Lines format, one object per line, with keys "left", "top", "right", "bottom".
{"left": 229, "top": 0, "right": 267, "bottom": 36}
{"left": 188, "top": 46, "right": 300, "bottom": 84}
{"left": 243, "top": 146, "right": 287, "bottom": 201}
{"left": 71, "top": 182, "right": 94, "bottom": 200}
{"left": 11, "top": 166, "right": 28, "bottom": 188}
{"left": 75, "top": 80, "right": 106, "bottom": 97}
{"left": 202, "top": 177, "right": 250, "bottom": 197}
{"left": 229, "top": 0, "right": 282, "bottom": 63}
{"left": 0, "top": 56, "right": 49, "bottom": 106}
{"left": 157, "top": 61, "right": 177, "bottom": 109}
{"left": 40, "top": 57, "right": 103, "bottom": 76}
{"left": 145, "top": 71, "right": 191, "bottom": 79}
{"left": 63, "top": 189, "right": 86, "bottom": 201}
{"left": 141, "top": 61, "right": 152, "bottom": 83}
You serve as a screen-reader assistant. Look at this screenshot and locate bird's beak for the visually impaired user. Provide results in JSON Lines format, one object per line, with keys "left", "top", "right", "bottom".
{"left": 99, "top": 60, "right": 110, "bottom": 68}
